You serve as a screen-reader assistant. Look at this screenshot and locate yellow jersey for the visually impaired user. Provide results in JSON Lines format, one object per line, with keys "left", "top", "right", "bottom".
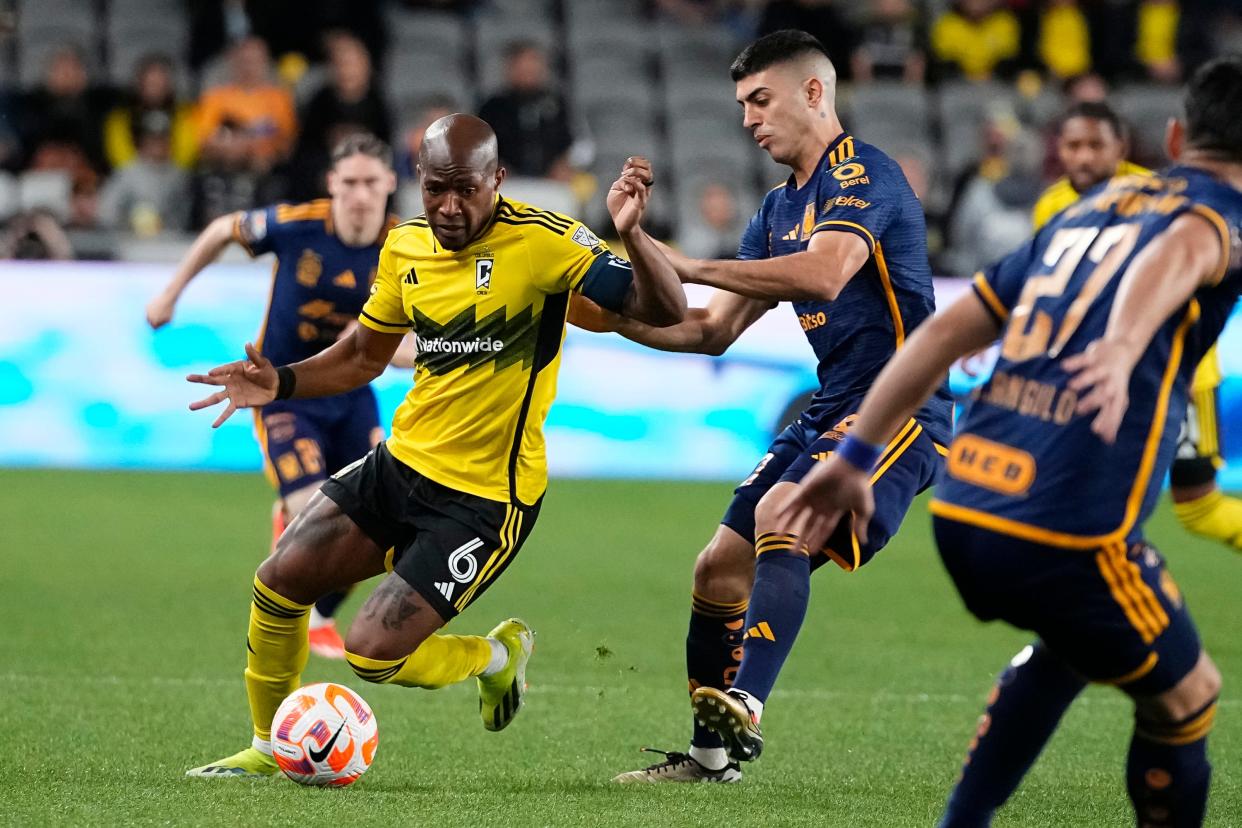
{"left": 359, "top": 197, "right": 633, "bottom": 506}
{"left": 1030, "top": 161, "right": 1220, "bottom": 390}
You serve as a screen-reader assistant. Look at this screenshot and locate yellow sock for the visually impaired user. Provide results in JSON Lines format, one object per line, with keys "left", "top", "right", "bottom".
{"left": 1173, "top": 490, "right": 1242, "bottom": 551}
{"left": 246, "top": 577, "right": 312, "bottom": 742}
{"left": 345, "top": 634, "right": 493, "bottom": 689}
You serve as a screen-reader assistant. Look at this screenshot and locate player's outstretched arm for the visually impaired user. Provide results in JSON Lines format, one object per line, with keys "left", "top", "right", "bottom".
{"left": 1065, "top": 211, "right": 1227, "bottom": 443}
{"left": 677, "top": 229, "right": 871, "bottom": 303}
{"left": 187, "top": 325, "right": 404, "bottom": 427}
{"left": 572, "top": 290, "right": 772, "bottom": 356}
{"left": 606, "top": 157, "right": 686, "bottom": 327}
{"left": 146, "top": 213, "right": 240, "bottom": 329}
{"left": 776, "top": 292, "right": 1002, "bottom": 551}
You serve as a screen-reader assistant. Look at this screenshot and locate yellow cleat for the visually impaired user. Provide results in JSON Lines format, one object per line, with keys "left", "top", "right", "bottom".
{"left": 186, "top": 747, "right": 280, "bottom": 779}
{"left": 478, "top": 618, "right": 534, "bottom": 732}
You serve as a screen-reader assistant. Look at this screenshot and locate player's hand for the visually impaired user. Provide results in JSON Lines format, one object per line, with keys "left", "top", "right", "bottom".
{"left": 145, "top": 291, "right": 177, "bottom": 329}
{"left": 186, "top": 342, "right": 279, "bottom": 428}
{"left": 1063, "top": 340, "right": 1136, "bottom": 444}
{"left": 567, "top": 293, "right": 621, "bottom": 333}
{"left": 607, "top": 156, "right": 653, "bottom": 236}
{"left": 775, "top": 455, "right": 875, "bottom": 553}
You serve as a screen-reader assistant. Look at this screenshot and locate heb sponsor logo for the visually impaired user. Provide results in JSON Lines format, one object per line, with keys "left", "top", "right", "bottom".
{"left": 415, "top": 335, "right": 505, "bottom": 354}
{"left": 823, "top": 195, "right": 872, "bottom": 211}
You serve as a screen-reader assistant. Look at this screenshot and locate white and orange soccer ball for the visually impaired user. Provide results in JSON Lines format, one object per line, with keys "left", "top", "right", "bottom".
{"left": 270, "top": 682, "right": 378, "bottom": 786}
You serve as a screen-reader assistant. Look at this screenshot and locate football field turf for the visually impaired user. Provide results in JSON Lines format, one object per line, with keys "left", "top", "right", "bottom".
{"left": 3, "top": 469, "right": 1239, "bottom": 826}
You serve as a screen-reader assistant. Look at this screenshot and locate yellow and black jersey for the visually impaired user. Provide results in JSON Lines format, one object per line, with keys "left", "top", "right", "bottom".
{"left": 359, "top": 196, "right": 634, "bottom": 506}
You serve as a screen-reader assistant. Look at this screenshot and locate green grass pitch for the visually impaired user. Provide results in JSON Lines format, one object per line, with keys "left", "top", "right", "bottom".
{"left": 2, "top": 469, "right": 1239, "bottom": 826}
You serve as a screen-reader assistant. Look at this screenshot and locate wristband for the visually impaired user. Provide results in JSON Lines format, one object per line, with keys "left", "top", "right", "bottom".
{"left": 275, "top": 366, "right": 296, "bottom": 400}
{"left": 836, "top": 433, "right": 883, "bottom": 472}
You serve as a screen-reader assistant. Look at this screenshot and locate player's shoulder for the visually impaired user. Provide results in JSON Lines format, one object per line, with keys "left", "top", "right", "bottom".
{"left": 818, "top": 135, "right": 902, "bottom": 190}
{"left": 271, "top": 199, "right": 332, "bottom": 229}
{"left": 493, "top": 197, "right": 605, "bottom": 251}
{"left": 385, "top": 213, "right": 433, "bottom": 252}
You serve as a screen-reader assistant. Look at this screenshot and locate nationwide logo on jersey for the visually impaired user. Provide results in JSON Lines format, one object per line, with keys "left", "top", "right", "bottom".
{"left": 296, "top": 249, "right": 323, "bottom": 288}
{"left": 408, "top": 303, "right": 540, "bottom": 376}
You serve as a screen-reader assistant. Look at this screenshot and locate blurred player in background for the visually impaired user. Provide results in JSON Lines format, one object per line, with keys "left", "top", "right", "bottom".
{"left": 182, "top": 114, "right": 686, "bottom": 778}
{"left": 1034, "top": 102, "right": 1241, "bottom": 552}
{"left": 779, "top": 57, "right": 1242, "bottom": 826}
{"left": 146, "top": 132, "right": 409, "bottom": 659}
{"left": 601, "top": 30, "right": 952, "bottom": 782}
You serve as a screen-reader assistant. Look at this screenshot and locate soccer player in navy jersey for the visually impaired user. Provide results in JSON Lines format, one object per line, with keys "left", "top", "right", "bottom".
{"left": 777, "top": 57, "right": 1242, "bottom": 826}
{"left": 604, "top": 30, "right": 952, "bottom": 782}
{"left": 147, "top": 133, "right": 410, "bottom": 659}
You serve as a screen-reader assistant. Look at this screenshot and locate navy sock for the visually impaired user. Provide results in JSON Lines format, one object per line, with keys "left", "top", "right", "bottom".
{"left": 1126, "top": 699, "right": 1216, "bottom": 827}
{"left": 314, "top": 589, "right": 349, "bottom": 619}
{"left": 687, "top": 592, "right": 748, "bottom": 749}
{"left": 731, "top": 535, "right": 811, "bottom": 703}
{"left": 940, "top": 643, "right": 1086, "bottom": 828}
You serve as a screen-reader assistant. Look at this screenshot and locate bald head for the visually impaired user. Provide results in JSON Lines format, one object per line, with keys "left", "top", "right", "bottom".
{"left": 417, "top": 114, "right": 506, "bottom": 250}
{"left": 418, "top": 113, "right": 499, "bottom": 176}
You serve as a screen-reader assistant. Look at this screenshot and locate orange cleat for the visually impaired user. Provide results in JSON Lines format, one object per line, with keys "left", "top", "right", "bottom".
{"left": 308, "top": 620, "right": 346, "bottom": 660}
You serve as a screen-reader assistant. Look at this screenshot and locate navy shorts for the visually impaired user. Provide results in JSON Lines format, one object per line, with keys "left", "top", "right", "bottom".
{"left": 933, "top": 517, "right": 1201, "bottom": 695}
{"left": 256, "top": 386, "right": 382, "bottom": 499}
{"left": 722, "top": 409, "right": 945, "bottom": 571}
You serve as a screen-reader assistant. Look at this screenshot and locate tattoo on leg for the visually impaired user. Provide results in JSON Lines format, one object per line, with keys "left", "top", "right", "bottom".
{"left": 364, "top": 578, "right": 422, "bottom": 631}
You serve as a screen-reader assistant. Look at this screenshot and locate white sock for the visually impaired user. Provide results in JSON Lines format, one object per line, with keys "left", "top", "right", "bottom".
{"left": 480, "top": 638, "right": 509, "bottom": 676}
{"left": 308, "top": 607, "right": 330, "bottom": 629}
{"left": 730, "top": 689, "right": 764, "bottom": 723}
{"left": 688, "top": 744, "right": 729, "bottom": 771}
{"left": 251, "top": 736, "right": 273, "bottom": 756}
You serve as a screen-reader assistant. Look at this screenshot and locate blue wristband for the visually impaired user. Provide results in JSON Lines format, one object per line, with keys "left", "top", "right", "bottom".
{"left": 836, "top": 434, "right": 883, "bottom": 472}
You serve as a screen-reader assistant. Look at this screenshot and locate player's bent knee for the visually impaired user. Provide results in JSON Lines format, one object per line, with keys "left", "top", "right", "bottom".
{"left": 693, "top": 529, "right": 754, "bottom": 602}
{"left": 752, "top": 482, "right": 799, "bottom": 534}
{"left": 1137, "top": 652, "right": 1222, "bottom": 726}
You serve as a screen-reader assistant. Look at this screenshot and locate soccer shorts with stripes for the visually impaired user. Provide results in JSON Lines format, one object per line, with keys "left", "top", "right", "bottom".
{"left": 933, "top": 517, "right": 1202, "bottom": 695}
{"left": 321, "top": 442, "right": 540, "bottom": 619}
{"left": 722, "top": 405, "right": 945, "bottom": 571}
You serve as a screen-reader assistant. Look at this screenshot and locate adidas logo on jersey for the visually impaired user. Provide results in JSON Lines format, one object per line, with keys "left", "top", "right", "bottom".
{"left": 781, "top": 228, "right": 799, "bottom": 241}
{"left": 434, "top": 582, "right": 455, "bottom": 600}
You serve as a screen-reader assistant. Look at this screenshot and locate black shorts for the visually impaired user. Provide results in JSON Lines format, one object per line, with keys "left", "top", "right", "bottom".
{"left": 321, "top": 442, "right": 541, "bottom": 619}
{"left": 933, "top": 517, "right": 1201, "bottom": 695}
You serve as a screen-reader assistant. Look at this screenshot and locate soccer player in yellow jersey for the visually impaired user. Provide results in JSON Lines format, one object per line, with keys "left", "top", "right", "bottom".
{"left": 182, "top": 114, "right": 686, "bottom": 777}
{"left": 1034, "top": 101, "right": 1241, "bottom": 551}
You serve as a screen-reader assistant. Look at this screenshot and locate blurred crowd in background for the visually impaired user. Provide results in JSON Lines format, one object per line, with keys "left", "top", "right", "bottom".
{"left": 0, "top": 0, "right": 1240, "bottom": 273}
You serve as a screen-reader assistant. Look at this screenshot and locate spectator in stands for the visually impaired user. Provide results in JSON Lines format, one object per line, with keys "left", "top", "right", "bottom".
{"left": 288, "top": 33, "right": 392, "bottom": 200}
{"left": 19, "top": 46, "right": 112, "bottom": 174}
{"left": 1063, "top": 71, "right": 1109, "bottom": 103}
{"left": 196, "top": 36, "right": 297, "bottom": 174}
{"left": 944, "top": 109, "right": 1042, "bottom": 274}
{"left": 758, "top": 1, "right": 859, "bottom": 80}
{"left": 98, "top": 121, "right": 191, "bottom": 235}
{"left": 678, "top": 182, "right": 744, "bottom": 260}
{"left": 850, "top": 0, "right": 927, "bottom": 84}
{"left": 1136, "top": 0, "right": 1180, "bottom": 82}
{"left": 0, "top": 211, "right": 74, "bottom": 259}
{"left": 477, "top": 42, "right": 575, "bottom": 182}
{"left": 189, "top": 0, "right": 317, "bottom": 72}
{"left": 930, "top": 0, "right": 1020, "bottom": 81}
{"left": 1038, "top": 0, "right": 1091, "bottom": 80}
{"left": 103, "top": 55, "right": 197, "bottom": 172}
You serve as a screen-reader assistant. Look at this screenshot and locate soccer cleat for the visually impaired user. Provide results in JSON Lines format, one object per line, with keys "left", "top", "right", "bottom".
{"left": 185, "top": 747, "right": 280, "bottom": 779}
{"left": 691, "top": 687, "right": 765, "bottom": 762}
{"left": 612, "top": 748, "right": 742, "bottom": 783}
{"left": 308, "top": 620, "right": 346, "bottom": 660}
{"left": 478, "top": 617, "right": 534, "bottom": 732}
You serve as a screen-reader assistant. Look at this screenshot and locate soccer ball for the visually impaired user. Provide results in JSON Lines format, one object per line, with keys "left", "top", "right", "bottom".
{"left": 270, "top": 682, "right": 378, "bottom": 786}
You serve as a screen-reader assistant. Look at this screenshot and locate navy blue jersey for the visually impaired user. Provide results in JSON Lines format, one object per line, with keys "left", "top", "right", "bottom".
{"left": 234, "top": 199, "right": 398, "bottom": 366}
{"left": 739, "top": 133, "right": 953, "bottom": 444}
{"left": 934, "top": 166, "right": 1242, "bottom": 545}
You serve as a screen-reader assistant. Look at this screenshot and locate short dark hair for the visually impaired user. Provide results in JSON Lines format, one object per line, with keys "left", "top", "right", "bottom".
{"left": 330, "top": 132, "right": 393, "bottom": 168}
{"left": 1059, "top": 101, "right": 1126, "bottom": 140}
{"left": 1184, "top": 55, "right": 1242, "bottom": 161}
{"left": 504, "top": 40, "right": 544, "bottom": 61}
{"left": 729, "top": 30, "right": 831, "bottom": 82}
